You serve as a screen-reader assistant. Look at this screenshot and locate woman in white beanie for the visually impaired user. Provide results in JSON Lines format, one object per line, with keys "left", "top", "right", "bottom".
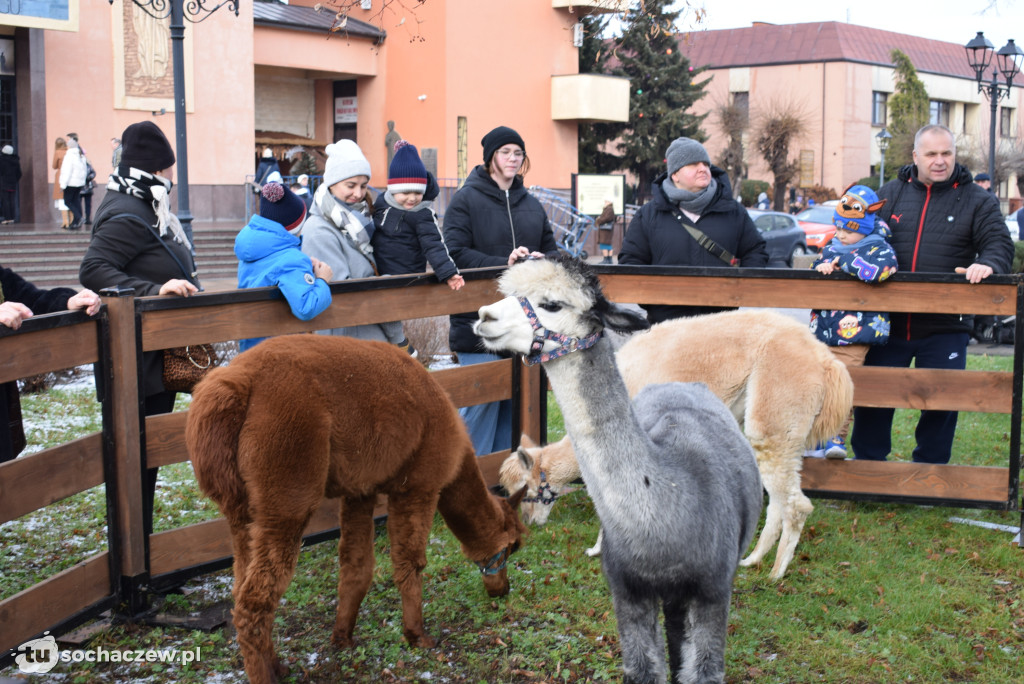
{"left": 300, "top": 139, "right": 405, "bottom": 344}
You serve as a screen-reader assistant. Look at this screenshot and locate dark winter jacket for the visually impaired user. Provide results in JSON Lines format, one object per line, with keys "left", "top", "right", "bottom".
{"left": 371, "top": 174, "right": 459, "bottom": 283}
{"left": 0, "top": 153, "right": 22, "bottom": 192}
{"left": 876, "top": 163, "right": 1014, "bottom": 339}
{"left": 1, "top": 265, "right": 77, "bottom": 463}
{"left": 618, "top": 167, "right": 769, "bottom": 323}
{"left": 234, "top": 214, "right": 333, "bottom": 352}
{"left": 809, "top": 222, "right": 898, "bottom": 346}
{"left": 444, "top": 165, "right": 559, "bottom": 354}
{"left": 80, "top": 191, "right": 199, "bottom": 396}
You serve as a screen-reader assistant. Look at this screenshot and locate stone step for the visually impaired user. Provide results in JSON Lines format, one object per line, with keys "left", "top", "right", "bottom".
{"left": 2, "top": 223, "right": 242, "bottom": 290}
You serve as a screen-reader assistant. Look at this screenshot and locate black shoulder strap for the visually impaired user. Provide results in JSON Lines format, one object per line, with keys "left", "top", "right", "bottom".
{"left": 99, "top": 212, "right": 201, "bottom": 288}
{"left": 673, "top": 212, "right": 737, "bottom": 266}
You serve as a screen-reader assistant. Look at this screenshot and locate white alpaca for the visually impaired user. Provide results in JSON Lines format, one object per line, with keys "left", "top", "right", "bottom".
{"left": 476, "top": 255, "right": 762, "bottom": 684}
{"left": 501, "top": 308, "right": 853, "bottom": 580}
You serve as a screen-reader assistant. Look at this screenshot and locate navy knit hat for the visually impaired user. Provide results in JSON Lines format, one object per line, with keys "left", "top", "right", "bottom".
{"left": 119, "top": 121, "right": 175, "bottom": 173}
{"left": 388, "top": 140, "right": 428, "bottom": 194}
{"left": 482, "top": 125, "right": 525, "bottom": 165}
{"left": 260, "top": 182, "right": 307, "bottom": 234}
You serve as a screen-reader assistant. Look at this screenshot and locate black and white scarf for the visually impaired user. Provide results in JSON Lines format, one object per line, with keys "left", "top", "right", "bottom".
{"left": 107, "top": 167, "right": 191, "bottom": 250}
{"left": 313, "top": 183, "right": 375, "bottom": 258}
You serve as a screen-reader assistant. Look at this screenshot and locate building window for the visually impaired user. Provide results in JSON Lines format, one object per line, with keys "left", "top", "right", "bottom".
{"left": 872, "top": 91, "right": 887, "bottom": 126}
{"left": 929, "top": 100, "right": 950, "bottom": 127}
{"left": 1001, "top": 107, "right": 1014, "bottom": 137}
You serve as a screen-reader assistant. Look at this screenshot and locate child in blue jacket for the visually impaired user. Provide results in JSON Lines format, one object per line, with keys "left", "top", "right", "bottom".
{"left": 808, "top": 185, "right": 898, "bottom": 458}
{"left": 235, "top": 182, "right": 333, "bottom": 352}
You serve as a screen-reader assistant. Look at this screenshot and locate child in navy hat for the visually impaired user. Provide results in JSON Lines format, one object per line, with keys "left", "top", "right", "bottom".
{"left": 234, "top": 182, "right": 333, "bottom": 352}
{"left": 372, "top": 140, "right": 464, "bottom": 292}
{"left": 807, "top": 184, "right": 898, "bottom": 459}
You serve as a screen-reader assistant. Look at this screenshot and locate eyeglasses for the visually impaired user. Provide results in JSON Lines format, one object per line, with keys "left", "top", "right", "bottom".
{"left": 496, "top": 148, "right": 525, "bottom": 160}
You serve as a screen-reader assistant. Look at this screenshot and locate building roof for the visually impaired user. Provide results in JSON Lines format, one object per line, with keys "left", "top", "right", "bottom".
{"left": 677, "top": 21, "right": 977, "bottom": 81}
{"left": 253, "top": 0, "right": 385, "bottom": 41}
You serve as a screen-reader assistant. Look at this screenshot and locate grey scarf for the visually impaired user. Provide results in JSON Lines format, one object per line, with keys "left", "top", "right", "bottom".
{"left": 661, "top": 176, "right": 718, "bottom": 216}
{"left": 313, "top": 184, "right": 374, "bottom": 258}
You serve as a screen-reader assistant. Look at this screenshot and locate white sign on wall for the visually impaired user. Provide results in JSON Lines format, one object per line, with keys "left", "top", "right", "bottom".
{"left": 335, "top": 97, "right": 357, "bottom": 124}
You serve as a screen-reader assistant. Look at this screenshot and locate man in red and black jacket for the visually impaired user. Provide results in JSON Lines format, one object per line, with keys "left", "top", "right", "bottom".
{"left": 851, "top": 124, "right": 1013, "bottom": 465}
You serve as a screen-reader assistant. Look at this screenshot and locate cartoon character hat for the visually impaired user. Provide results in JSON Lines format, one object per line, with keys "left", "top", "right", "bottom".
{"left": 323, "top": 139, "right": 371, "bottom": 188}
{"left": 260, "top": 182, "right": 307, "bottom": 234}
{"left": 388, "top": 140, "right": 428, "bottom": 194}
{"left": 119, "top": 121, "right": 175, "bottom": 173}
{"left": 665, "top": 137, "right": 710, "bottom": 176}
{"left": 833, "top": 185, "right": 887, "bottom": 235}
{"left": 481, "top": 125, "right": 525, "bottom": 166}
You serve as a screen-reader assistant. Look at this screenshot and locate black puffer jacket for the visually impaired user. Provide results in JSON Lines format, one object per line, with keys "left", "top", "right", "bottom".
{"left": 80, "top": 191, "right": 199, "bottom": 396}
{"left": 877, "top": 163, "right": 1013, "bottom": 339}
{"left": 444, "top": 165, "right": 559, "bottom": 354}
{"left": 371, "top": 173, "right": 459, "bottom": 283}
{"left": 618, "top": 167, "right": 769, "bottom": 323}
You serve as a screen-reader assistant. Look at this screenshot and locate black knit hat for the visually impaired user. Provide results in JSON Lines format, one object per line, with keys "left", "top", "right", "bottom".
{"left": 119, "top": 121, "right": 175, "bottom": 173}
{"left": 259, "top": 182, "right": 307, "bottom": 234}
{"left": 481, "top": 125, "right": 525, "bottom": 165}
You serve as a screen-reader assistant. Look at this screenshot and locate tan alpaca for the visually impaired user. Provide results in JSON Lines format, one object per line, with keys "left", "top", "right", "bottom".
{"left": 501, "top": 308, "right": 853, "bottom": 580}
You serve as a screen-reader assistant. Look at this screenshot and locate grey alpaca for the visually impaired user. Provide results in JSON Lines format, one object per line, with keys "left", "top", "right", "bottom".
{"left": 474, "top": 255, "right": 763, "bottom": 684}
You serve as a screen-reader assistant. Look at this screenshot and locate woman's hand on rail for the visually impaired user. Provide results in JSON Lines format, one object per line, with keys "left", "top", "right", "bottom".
{"left": 158, "top": 279, "right": 199, "bottom": 297}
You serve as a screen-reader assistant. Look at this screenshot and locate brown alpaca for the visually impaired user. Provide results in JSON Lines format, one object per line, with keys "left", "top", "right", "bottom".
{"left": 186, "top": 335, "right": 527, "bottom": 684}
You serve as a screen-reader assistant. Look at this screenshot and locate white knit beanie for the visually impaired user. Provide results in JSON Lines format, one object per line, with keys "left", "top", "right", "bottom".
{"left": 323, "top": 139, "right": 371, "bottom": 188}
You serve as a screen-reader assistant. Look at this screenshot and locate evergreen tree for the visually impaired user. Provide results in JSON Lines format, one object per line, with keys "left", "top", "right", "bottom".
{"left": 609, "top": 0, "right": 707, "bottom": 198}
{"left": 887, "top": 49, "right": 930, "bottom": 173}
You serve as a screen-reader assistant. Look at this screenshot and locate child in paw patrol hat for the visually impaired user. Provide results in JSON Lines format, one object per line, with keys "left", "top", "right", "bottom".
{"left": 806, "top": 183, "right": 899, "bottom": 460}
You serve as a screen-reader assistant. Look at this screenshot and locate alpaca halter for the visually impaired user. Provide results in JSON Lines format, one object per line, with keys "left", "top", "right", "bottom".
{"left": 476, "top": 547, "right": 512, "bottom": 576}
{"left": 517, "top": 297, "right": 603, "bottom": 366}
{"left": 521, "top": 470, "right": 558, "bottom": 505}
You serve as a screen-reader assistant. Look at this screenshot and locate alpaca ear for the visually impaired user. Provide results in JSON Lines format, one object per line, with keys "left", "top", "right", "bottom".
{"left": 515, "top": 445, "right": 535, "bottom": 471}
{"left": 507, "top": 484, "right": 529, "bottom": 510}
{"left": 519, "top": 433, "right": 538, "bottom": 450}
{"left": 596, "top": 298, "right": 651, "bottom": 333}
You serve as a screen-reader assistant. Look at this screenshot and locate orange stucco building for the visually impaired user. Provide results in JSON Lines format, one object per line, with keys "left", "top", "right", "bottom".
{"left": 0, "top": 0, "right": 627, "bottom": 224}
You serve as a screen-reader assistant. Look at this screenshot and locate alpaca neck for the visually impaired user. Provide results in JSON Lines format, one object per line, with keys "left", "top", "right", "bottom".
{"left": 543, "top": 337, "right": 652, "bottom": 480}
{"left": 436, "top": 449, "right": 504, "bottom": 559}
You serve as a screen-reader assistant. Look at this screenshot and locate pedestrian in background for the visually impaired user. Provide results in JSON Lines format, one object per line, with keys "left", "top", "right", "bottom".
{"left": 52, "top": 137, "right": 70, "bottom": 229}
{"left": 0, "top": 144, "right": 21, "bottom": 224}
{"left": 59, "top": 137, "right": 88, "bottom": 231}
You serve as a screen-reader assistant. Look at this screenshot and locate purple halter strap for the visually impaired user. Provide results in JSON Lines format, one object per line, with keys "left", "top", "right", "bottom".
{"left": 517, "top": 296, "right": 603, "bottom": 366}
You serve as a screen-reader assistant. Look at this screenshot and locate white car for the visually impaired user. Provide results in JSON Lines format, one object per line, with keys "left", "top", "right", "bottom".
{"left": 1006, "top": 213, "right": 1020, "bottom": 242}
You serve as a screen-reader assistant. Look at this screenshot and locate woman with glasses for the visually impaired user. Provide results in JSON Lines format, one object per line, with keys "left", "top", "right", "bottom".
{"left": 444, "top": 125, "right": 558, "bottom": 456}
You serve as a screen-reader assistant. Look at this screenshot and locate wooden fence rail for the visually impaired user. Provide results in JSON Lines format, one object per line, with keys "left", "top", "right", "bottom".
{"left": 1, "top": 264, "right": 1021, "bottom": 663}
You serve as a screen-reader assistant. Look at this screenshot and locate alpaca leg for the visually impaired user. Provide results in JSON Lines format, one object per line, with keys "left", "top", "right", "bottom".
{"left": 332, "top": 496, "right": 377, "bottom": 649}
{"left": 668, "top": 596, "right": 729, "bottom": 684}
{"left": 385, "top": 492, "right": 442, "bottom": 648}
{"left": 584, "top": 527, "right": 603, "bottom": 557}
{"left": 605, "top": 567, "right": 665, "bottom": 684}
{"left": 233, "top": 518, "right": 310, "bottom": 684}
{"left": 739, "top": 490, "right": 780, "bottom": 570}
{"left": 767, "top": 478, "right": 813, "bottom": 581}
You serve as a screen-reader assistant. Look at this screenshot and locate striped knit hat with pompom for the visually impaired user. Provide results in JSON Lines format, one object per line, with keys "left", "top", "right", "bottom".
{"left": 259, "top": 182, "right": 307, "bottom": 234}
{"left": 387, "top": 140, "right": 428, "bottom": 194}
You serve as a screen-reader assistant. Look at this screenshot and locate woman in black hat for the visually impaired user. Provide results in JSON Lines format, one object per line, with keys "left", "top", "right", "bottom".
{"left": 443, "top": 125, "right": 558, "bottom": 456}
{"left": 79, "top": 120, "right": 199, "bottom": 535}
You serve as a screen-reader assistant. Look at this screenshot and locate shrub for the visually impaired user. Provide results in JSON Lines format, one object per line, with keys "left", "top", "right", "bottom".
{"left": 803, "top": 184, "right": 839, "bottom": 205}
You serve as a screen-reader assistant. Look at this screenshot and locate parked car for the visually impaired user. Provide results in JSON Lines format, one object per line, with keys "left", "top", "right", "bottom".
{"left": 747, "top": 208, "right": 808, "bottom": 267}
{"left": 1006, "top": 212, "right": 1019, "bottom": 242}
{"left": 796, "top": 205, "right": 837, "bottom": 251}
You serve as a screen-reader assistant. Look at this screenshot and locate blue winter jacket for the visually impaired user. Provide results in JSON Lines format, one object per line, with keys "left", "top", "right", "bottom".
{"left": 809, "top": 222, "right": 898, "bottom": 346}
{"left": 234, "top": 214, "right": 333, "bottom": 352}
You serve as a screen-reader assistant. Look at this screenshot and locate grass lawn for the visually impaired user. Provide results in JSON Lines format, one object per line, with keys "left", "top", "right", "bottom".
{"left": 2, "top": 353, "right": 1022, "bottom": 682}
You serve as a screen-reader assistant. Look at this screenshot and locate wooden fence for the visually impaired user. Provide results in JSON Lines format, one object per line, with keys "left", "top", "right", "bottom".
{"left": 1, "top": 264, "right": 1021, "bottom": 664}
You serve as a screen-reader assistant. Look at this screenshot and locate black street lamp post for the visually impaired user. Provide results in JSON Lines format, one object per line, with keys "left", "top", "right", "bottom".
{"left": 875, "top": 128, "right": 891, "bottom": 188}
{"left": 964, "top": 32, "right": 1024, "bottom": 189}
{"left": 110, "top": 0, "right": 240, "bottom": 241}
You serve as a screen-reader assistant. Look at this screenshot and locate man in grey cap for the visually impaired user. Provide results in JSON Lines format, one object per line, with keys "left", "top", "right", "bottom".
{"left": 618, "top": 136, "right": 768, "bottom": 323}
